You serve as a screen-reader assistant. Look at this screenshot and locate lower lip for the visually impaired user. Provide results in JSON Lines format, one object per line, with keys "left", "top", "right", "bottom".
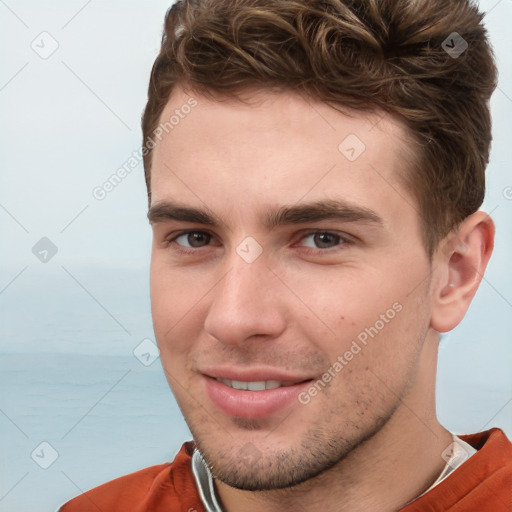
{"left": 204, "top": 377, "right": 311, "bottom": 419}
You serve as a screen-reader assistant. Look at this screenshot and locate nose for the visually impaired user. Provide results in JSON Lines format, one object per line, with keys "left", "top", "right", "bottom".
{"left": 203, "top": 256, "right": 287, "bottom": 347}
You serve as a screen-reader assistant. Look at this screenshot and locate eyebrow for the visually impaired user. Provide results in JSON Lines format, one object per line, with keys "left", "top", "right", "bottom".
{"left": 147, "top": 199, "right": 383, "bottom": 230}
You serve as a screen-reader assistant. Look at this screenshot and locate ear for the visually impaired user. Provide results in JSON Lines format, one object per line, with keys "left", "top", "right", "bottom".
{"left": 430, "top": 211, "right": 495, "bottom": 333}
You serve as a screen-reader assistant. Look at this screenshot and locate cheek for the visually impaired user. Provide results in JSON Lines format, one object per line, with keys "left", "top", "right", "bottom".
{"left": 150, "top": 260, "right": 198, "bottom": 359}
{"left": 287, "top": 263, "right": 427, "bottom": 372}
{"left": 285, "top": 269, "right": 398, "bottom": 339}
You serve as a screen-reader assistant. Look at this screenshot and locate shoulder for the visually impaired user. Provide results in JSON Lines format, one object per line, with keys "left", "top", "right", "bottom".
{"left": 402, "top": 428, "right": 512, "bottom": 511}
{"left": 58, "top": 441, "right": 203, "bottom": 512}
{"left": 460, "top": 426, "right": 512, "bottom": 455}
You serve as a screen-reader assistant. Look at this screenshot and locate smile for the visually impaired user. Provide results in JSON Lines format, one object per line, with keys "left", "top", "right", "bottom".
{"left": 214, "top": 378, "right": 299, "bottom": 390}
{"left": 205, "top": 376, "right": 313, "bottom": 418}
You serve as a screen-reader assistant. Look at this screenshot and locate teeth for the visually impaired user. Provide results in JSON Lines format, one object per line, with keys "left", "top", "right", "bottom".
{"left": 217, "top": 378, "right": 292, "bottom": 390}
{"left": 247, "top": 381, "right": 266, "bottom": 391}
{"left": 232, "top": 379, "right": 249, "bottom": 390}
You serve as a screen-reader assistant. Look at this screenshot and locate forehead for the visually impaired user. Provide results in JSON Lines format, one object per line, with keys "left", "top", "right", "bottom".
{"left": 150, "top": 85, "right": 416, "bottom": 228}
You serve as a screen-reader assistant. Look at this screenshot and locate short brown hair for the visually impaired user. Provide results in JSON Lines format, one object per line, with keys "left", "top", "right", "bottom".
{"left": 142, "top": 0, "right": 497, "bottom": 255}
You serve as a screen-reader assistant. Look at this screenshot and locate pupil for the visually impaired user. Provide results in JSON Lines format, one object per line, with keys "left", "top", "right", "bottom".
{"left": 315, "top": 233, "right": 336, "bottom": 248}
{"left": 189, "top": 233, "right": 208, "bottom": 247}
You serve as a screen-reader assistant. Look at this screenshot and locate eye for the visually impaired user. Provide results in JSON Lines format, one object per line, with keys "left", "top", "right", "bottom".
{"left": 303, "top": 231, "right": 341, "bottom": 249}
{"left": 298, "top": 231, "right": 347, "bottom": 250}
{"left": 173, "top": 231, "right": 212, "bottom": 248}
{"left": 172, "top": 231, "right": 213, "bottom": 249}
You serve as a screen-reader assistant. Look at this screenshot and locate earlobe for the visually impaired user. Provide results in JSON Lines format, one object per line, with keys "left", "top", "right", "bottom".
{"left": 430, "top": 211, "right": 495, "bottom": 333}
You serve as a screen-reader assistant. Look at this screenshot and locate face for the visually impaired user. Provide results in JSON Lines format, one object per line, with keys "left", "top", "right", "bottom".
{"left": 149, "top": 86, "right": 434, "bottom": 491}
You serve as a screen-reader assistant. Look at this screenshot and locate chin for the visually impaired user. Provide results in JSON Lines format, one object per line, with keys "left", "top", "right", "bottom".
{"left": 193, "top": 428, "right": 357, "bottom": 492}
{"left": 207, "top": 451, "right": 334, "bottom": 491}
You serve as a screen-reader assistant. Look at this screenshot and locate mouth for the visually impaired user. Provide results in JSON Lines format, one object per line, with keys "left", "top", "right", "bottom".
{"left": 203, "top": 372, "right": 314, "bottom": 419}
{"left": 213, "top": 378, "right": 305, "bottom": 391}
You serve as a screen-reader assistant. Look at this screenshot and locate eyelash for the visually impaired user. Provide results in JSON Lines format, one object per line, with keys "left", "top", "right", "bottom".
{"left": 164, "top": 230, "right": 353, "bottom": 256}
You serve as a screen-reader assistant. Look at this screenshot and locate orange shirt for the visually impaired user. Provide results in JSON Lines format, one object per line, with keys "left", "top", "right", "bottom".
{"left": 59, "top": 428, "right": 512, "bottom": 512}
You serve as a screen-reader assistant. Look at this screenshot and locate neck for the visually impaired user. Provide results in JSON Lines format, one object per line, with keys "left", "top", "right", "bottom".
{"left": 215, "top": 331, "right": 452, "bottom": 512}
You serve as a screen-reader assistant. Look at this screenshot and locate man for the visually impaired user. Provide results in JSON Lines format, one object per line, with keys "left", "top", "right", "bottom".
{"left": 60, "top": 0, "right": 512, "bottom": 510}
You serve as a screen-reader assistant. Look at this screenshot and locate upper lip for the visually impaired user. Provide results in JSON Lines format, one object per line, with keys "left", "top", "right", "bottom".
{"left": 201, "top": 367, "right": 314, "bottom": 383}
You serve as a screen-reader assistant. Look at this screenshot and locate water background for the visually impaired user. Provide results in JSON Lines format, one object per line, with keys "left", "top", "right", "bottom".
{"left": 1, "top": 267, "right": 511, "bottom": 512}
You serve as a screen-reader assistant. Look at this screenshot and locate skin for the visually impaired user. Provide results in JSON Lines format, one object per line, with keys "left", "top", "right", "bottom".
{"left": 148, "top": 85, "right": 494, "bottom": 512}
